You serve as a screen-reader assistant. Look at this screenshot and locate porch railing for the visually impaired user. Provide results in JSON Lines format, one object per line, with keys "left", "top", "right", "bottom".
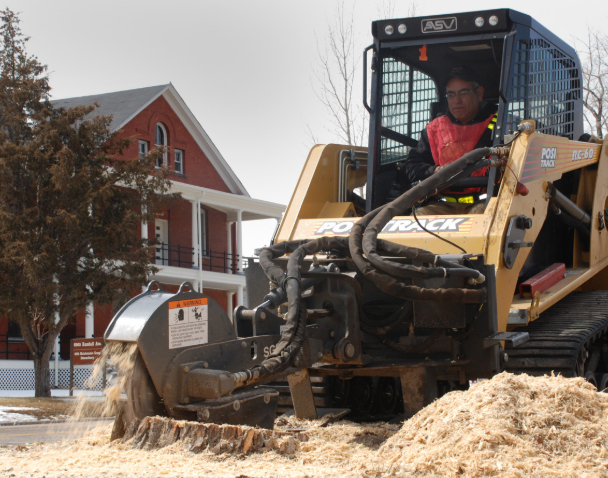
{"left": 0, "top": 334, "right": 72, "bottom": 360}
{"left": 0, "top": 335, "right": 31, "bottom": 360}
{"left": 155, "top": 243, "right": 195, "bottom": 268}
{"left": 155, "top": 243, "right": 240, "bottom": 273}
{"left": 201, "top": 249, "right": 240, "bottom": 274}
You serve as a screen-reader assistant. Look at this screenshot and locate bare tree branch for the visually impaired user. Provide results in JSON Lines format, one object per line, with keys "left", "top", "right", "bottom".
{"left": 578, "top": 28, "right": 608, "bottom": 139}
{"left": 309, "top": 1, "right": 420, "bottom": 147}
{"left": 310, "top": 1, "right": 366, "bottom": 147}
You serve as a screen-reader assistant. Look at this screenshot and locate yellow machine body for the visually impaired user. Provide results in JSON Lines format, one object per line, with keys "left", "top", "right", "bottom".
{"left": 275, "top": 130, "right": 606, "bottom": 334}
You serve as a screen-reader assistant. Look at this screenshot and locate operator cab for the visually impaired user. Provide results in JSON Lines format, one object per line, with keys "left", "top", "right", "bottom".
{"left": 364, "top": 9, "right": 583, "bottom": 212}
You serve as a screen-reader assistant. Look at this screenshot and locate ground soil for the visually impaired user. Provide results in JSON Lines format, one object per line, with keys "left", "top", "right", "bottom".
{"left": 0, "top": 397, "right": 106, "bottom": 421}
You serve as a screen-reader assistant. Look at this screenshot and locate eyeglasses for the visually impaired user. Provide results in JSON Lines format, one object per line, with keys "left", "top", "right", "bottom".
{"left": 446, "top": 88, "right": 477, "bottom": 100}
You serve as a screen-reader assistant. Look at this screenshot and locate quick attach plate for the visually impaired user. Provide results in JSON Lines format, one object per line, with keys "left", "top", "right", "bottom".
{"left": 174, "top": 386, "right": 279, "bottom": 430}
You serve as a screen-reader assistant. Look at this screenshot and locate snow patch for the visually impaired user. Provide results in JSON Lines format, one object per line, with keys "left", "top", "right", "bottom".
{"left": 0, "top": 406, "right": 37, "bottom": 423}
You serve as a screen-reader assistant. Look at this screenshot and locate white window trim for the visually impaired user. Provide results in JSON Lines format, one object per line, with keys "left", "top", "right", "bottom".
{"left": 154, "top": 123, "right": 168, "bottom": 168}
{"left": 174, "top": 148, "right": 184, "bottom": 174}
{"left": 138, "top": 140, "right": 149, "bottom": 158}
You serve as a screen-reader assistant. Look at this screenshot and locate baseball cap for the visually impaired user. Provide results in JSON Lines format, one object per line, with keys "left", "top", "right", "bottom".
{"left": 444, "top": 66, "right": 480, "bottom": 87}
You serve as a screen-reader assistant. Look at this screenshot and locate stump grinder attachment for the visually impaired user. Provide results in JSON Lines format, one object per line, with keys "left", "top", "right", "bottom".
{"left": 105, "top": 281, "right": 282, "bottom": 431}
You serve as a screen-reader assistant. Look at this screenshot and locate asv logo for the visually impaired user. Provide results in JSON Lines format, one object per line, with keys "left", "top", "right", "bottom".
{"left": 421, "top": 17, "right": 457, "bottom": 33}
{"left": 540, "top": 147, "right": 557, "bottom": 168}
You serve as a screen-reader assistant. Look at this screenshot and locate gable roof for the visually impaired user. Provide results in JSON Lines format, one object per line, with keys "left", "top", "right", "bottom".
{"left": 52, "top": 84, "right": 249, "bottom": 196}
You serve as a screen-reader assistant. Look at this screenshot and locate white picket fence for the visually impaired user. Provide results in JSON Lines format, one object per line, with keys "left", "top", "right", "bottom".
{"left": 0, "top": 360, "right": 102, "bottom": 391}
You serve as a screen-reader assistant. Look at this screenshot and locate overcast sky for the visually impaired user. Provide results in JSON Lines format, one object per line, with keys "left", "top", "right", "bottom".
{"left": 8, "top": 0, "right": 608, "bottom": 254}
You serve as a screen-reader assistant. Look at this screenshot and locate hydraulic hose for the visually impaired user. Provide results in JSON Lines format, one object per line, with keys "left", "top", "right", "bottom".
{"left": 347, "top": 147, "right": 494, "bottom": 303}
{"left": 229, "top": 147, "right": 504, "bottom": 387}
{"left": 244, "top": 237, "right": 351, "bottom": 382}
{"left": 360, "top": 148, "right": 491, "bottom": 282}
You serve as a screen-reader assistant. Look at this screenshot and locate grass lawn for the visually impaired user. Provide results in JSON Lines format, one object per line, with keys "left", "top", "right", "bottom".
{"left": 0, "top": 397, "right": 109, "bottom": 421}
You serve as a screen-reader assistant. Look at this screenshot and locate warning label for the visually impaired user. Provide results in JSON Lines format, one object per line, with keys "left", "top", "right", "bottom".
{"left": 168, "top": 298, "right": 209, "bottom": 349}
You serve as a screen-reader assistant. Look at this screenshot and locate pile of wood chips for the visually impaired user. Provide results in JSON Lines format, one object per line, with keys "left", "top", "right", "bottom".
{"left": 3, "top": 372, "right": 608, "bottom": 477}
{"left": 380, "top": 371, "right": 608, "bottom": 476}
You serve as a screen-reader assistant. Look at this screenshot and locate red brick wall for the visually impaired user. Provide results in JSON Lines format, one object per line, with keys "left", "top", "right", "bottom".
{"left": 1, "top": 92, "right": 242, "bottom": 357}
{"left": 118, "top": 95, "right": 232, "bottom": 193}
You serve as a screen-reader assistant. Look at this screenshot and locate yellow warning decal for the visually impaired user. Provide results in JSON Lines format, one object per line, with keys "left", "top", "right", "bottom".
{"left": 168, "top": 298, "right": 208, "bottom": 309}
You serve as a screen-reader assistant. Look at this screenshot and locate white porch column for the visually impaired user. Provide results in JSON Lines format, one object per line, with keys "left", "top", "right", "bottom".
{"left": 142, "top": 205, "right": 149, "bottom": 292}
{"left": 237, "top": 285, "right": 244, "bottom": 308}
{"left": 197, "top": 201, "right": 203, "bottom": 292}
{"left": 236, "top": 210, "right": 243, "bottom": 306}
{"left": 236, "top": 210, "right": 243, "bottom": 273}
{"left": 226, "top": 291, "right": 235, "bottom": 325}
{"left": 226, "top": 221, "right": 233, "bottom": 274}
{"left": 85, "top": 302, "right": 94, "bottom": 338}
{"left": 54, "top": 310, "right": 60, "bottom": 387}
{"left": 191, "top": 200, "right": 200, "bottom": 270}
{"left": 141, "top": 205, "right": 148, "bottom": 241}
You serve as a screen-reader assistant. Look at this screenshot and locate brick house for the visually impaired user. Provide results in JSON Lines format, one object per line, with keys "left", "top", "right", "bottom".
{"left": 0, "top": 84, "right": 284, "bottom": 373}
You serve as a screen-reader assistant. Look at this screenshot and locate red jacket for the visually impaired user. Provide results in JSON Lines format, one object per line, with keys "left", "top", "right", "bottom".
{"left": 427, "top": 113, "right": 496, "bottom": 176}
{"left": 404, "top": 102, "right": 497, "bottom": 185}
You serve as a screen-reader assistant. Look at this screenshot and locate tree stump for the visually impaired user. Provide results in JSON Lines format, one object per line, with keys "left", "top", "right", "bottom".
{"left": 118, "top": 416, "right": 307, "bottom": 455}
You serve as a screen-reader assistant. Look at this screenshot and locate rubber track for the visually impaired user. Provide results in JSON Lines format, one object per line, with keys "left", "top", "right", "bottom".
{"left": 505, "top": 291, "right": 608, "bottom": 378}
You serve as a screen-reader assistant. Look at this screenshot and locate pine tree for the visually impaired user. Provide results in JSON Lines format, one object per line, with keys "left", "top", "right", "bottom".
{"left": 0, "top": 9, "right": 175, "bottom": 396}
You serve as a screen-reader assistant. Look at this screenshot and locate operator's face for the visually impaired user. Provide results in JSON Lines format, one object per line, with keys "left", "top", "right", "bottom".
{"left": 446, "top": 78, "right": 484, "bottom": 124}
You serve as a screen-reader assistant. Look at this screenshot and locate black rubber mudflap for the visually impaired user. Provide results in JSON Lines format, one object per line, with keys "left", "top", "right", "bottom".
{"left": 505, "top": 291, "right": 608, "bottom": 378}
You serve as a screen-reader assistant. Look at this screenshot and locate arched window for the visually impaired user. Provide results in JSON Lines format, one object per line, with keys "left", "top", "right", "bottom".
{"left": 154, "top": 123, "right": 167, "bottom": 167}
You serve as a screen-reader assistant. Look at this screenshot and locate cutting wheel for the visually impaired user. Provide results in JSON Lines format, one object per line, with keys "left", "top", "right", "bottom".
{"left": 122, "top": 350, "right": 167, "bottom": 423}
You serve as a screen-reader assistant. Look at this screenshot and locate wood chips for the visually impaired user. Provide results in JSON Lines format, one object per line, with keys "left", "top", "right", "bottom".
{"left": 2, "top": 372, "right": 608, "bottom": 477}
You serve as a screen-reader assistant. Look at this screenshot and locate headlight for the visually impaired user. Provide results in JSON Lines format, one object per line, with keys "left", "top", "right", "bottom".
{"left": 474, "top": 16, "right": 485, "bottom": 28}
{"left": 489, "top": 15, "right": 499, "bottom": 26}
{"left": 398, "top": 23, "right": 407, "bottom": 34}
{"left": 385, "top": 24, "right": 394, "bottom": 35}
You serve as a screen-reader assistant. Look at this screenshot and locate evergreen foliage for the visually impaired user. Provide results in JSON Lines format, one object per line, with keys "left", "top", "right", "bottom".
{"left": 0, "top": 9, "right": 177, "bottom": 396}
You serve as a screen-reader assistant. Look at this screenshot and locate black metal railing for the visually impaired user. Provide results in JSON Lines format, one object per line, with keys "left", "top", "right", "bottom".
{"left": 1, "top": 334, "right": 74, "bottom": 361}
{"left": 155, "top": 243, "right": 240, "bottom": 274}
{"left": 0, "top": 334, "right": 32, "bottom": 360}
{"left": 201, "top": 249, "right": 240, "bottom": 274}
{"left": 155, "top": 243, "right": 195, "bottom": 268}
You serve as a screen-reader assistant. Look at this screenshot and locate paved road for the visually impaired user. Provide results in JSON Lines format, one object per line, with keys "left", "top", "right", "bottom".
{"left": 0, "top": 418, "right": 114, "bottom": 445}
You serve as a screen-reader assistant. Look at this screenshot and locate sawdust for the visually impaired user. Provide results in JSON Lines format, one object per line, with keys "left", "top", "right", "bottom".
{"left": 3, "top": 372, "right": 608, "bottom": 477}
{"left": 381, "top": 371, "right": 608, "bottom": 476}
{"left": 68, "top": 342, "right": 137, "bottom": 421}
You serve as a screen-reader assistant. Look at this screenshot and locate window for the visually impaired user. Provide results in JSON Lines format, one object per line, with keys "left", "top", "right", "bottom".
{"left": 7, "top": 321, "right": 23, "bottom": 342}
{"left": 154, "top": 123, "right": 167, "bottom": 167}
{"left": 138, "top": 140, "right": 148, "bottom": 158}
{"left": 174, "top": 149, "right": 184, "bottom": 174}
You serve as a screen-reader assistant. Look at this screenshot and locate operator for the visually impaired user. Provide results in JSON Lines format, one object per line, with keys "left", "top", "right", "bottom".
{"left": 404, "top": 66, "right": 497, "bottom": 215}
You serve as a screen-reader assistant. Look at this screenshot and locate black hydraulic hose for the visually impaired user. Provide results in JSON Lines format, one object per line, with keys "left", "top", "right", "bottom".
{"left": 360, "top": 148, "right": 491, "bottom": 282}
{"left": 442, "top": 157, "right": 492, "bottom": 190}
{"left": 246, "top": 237, "right": 351, "bottom": 381}
{"left": 347, "top": 149, "right": 491, "bottom": 303}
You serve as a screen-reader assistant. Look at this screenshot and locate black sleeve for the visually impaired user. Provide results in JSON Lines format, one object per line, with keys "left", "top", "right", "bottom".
{"left": 404, "top": 127, "right": 436, "bottom": 184}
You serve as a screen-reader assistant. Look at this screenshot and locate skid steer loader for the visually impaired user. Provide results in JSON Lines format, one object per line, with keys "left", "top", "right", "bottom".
{"left": 106, "top": 9, "right": 608, "bottom": 429}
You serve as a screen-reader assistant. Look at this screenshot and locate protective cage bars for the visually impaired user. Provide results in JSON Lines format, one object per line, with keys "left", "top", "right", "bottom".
{"left": 380, "top": 59, "right": 438, "bottom": 166}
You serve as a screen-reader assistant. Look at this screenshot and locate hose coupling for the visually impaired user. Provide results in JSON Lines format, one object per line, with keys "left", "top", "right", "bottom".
{"left": 232, "top": 369, "right": 259, "bottom": 387}
{"left": 489, "top": 146, "right": 511, "bottom": 158}
{"left": 517, "top": 121, "right": 535, "bottom": 133}
{"left": 468, "top": 272, "right": 486, "bottom": 285}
